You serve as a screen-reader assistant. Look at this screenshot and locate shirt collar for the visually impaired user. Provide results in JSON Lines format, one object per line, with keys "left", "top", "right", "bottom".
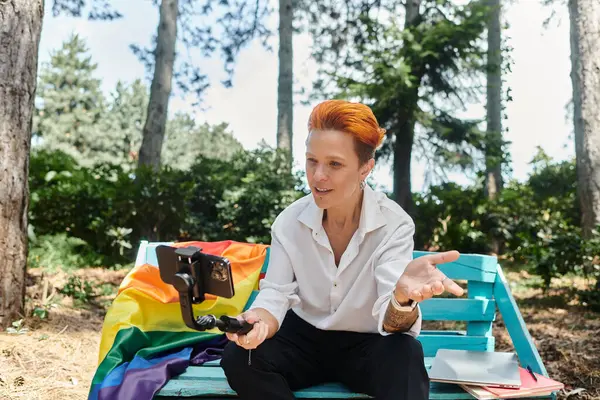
{"left": 297, "top": 185, "right": 387, "bottom": 234}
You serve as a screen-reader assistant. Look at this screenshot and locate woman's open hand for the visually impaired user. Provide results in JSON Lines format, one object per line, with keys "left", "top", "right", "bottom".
{"left": 394, "top": 251, "right": 464, "bottom": 304}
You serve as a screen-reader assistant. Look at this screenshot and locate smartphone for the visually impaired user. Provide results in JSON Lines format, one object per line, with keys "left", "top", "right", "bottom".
{"left": 156, "top": 245, "right": 235, "bottom": 300}
{"left": 199, "top": 253, "right": 235, "bottom": 299}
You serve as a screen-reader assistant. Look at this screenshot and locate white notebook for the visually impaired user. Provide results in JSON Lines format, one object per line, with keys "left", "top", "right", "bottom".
{"left": 428, "top": 349, "right": 521, "bottom": 389}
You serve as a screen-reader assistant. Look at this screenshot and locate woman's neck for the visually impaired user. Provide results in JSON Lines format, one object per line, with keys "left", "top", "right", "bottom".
{"left": 323, "top": 189, "right": 364, "bottom": 232}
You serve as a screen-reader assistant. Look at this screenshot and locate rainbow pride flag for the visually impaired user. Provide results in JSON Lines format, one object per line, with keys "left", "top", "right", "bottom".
{"left": 89, "top": 240, "right": 269, "bottom": 400}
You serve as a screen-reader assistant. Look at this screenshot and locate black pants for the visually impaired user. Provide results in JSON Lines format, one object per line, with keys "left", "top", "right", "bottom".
{"left": 220, "top": 310, "right": 429, "bottom": 400}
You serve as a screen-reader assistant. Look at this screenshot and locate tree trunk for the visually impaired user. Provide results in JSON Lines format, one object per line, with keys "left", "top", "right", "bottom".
{"left": 569, "top": 0, "right": 600, "bottom": 238}
{"left": 138, "top": 0, "right": 179, "bottom": 170}
{"left": 0, "top": 0, "right": 44, "bottom": 327}
{"left": 393, "top": 117, "right": 416, "bottom": 215}
{"left": 485, "top": 0, "right": 503, "bottom": 201}
{"left": 277, "top": 0, "right": 294, "bottom": 161}
{"left": 405, "top": 0, "right": 421, "bottom": 24}
{"left": 485, "top": 0, "right": 503, "bottom": 255}
{"left": 392, "top": 0, "right": 422, "bottom": 214}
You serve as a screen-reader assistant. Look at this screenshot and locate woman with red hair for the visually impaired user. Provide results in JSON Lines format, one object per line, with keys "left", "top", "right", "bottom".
{"left": 220, "top": 100, "right": 463, "bottom": 399}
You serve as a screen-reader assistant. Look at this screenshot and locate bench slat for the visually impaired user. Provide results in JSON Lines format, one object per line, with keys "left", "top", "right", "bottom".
{"left": 248, "top": 296, "right": 497, "bottom": 322}
{"left": 173, "top": 357, "right": 437, "bottom": 375}
{"left": 420, "top": 298, "right": 496, "bottom": 321}
{"left": 494, "top": 267, "right": 548, "bottom": 377}
{"left": 156, "top": 376, "right": 476, "bottom": 399}
{"left": 467, "top": 282, "right": 495, "bottom": 337}
{"left": 413, "top": 251, "right": 498, "bottom": 273}
{"left": 249, "top": 296, "right": 497, "bottom": 321}
{"left": 434, "top": 262, "right": 497, "bottom": 283}
{"left": 413, "top": 251, "right": 498, "bottom": 283}
{"left": 420, "top": 334, "right": 494, "bottom": 357}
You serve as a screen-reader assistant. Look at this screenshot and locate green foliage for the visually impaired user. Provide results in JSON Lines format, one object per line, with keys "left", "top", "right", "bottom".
{"left": 117, "top": 165, "right": 196, "bottom": 244}
{"left": 60, "top": 276, "right": 95, "bottom": 305}
{"left": 28, "top": 149, "right": 197, "bottom": 261}
{"left": 27, "top": 36, "right": 256, "bottom": 265}
{"left": 33, "top": 34, "right": 106, "bottom": 166}
{"left": 154, "top": 145, "right": 304, "bottom": 244}
{"left": 30, "top": 11, "right": 597, "bottom": 312}
{"left": 34, "top": 36, "right": 245, "bottom": 172}
{"left": 212, "top": 146, "right": 305, "bottom": 243}
{"left": 28, "top": 149, "right": 130, "bottom": 264}
{"left": 413, "top": 182, "right": 488, "bottom": 253}
{"left": 497, "top": 150, "right": 595, "bottom": 289}
{"left": 162, "top": 113, "right": 244, "bottom": 170}
{"left": 579, "top": 287, "right": 600, "bottom": 312}
{"left": 99, "top": 79, "right": 149, "bottom": 170}
{"left": 28, "top": 233, "right": 103, "bottom": 273}
{"left": 6, "top": 319, "right": 29, "bottom": 335}
{"left": 527, "top": 147, "right": 579, "bottom": 219}
{"left": 32, "top": 307, "right": 50, "bottom": 320}
{"left": 50, "top": 0, "right": 273, "bottom": 100}
{"left": 414, "top": 151, "right": 600, "bottom": 298}
{"left": 31, "top": 143, "right": 598, "bottom": 304}
{"left": 29, "top": 145, "right": 306, "bottom": 265}
{"left": 304, "top": 0, "right": 493, "bottom": 181}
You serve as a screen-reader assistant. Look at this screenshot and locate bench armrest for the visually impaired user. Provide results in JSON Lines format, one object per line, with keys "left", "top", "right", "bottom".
{"left": 494, "top": 265, "right": 548, "bottom": 377}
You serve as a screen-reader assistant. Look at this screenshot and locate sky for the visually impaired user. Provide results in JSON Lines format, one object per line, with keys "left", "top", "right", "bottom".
{"left": 37, "top": 0, "right": 574, "bottom": 193}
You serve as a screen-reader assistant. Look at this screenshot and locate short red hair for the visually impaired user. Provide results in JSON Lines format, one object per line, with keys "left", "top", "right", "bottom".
{"left": 307, "top": 100, "right": 386, "bottom": 164}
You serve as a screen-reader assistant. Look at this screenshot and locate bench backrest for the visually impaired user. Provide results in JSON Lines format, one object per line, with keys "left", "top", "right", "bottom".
{"left": 412, "top": 251, "right": 498, "bottom": 357}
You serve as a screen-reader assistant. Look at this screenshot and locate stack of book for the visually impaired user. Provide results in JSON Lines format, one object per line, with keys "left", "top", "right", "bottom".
{"left": 428, "top": 349, "right": 564, "bottom": 399}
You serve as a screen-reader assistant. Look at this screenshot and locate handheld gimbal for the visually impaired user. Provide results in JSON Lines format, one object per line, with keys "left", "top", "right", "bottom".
{"left": 156, "top": 244, "right": 254, "bottom": 335}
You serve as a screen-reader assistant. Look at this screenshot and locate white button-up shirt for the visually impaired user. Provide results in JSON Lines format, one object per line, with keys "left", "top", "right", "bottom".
{"left": 249, "top": 185, "right": 422, "bottom": 337}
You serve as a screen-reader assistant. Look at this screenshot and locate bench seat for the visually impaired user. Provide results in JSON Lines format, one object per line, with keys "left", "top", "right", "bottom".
{"left": 156, "top": 358, "right": 475, "bottom": 399}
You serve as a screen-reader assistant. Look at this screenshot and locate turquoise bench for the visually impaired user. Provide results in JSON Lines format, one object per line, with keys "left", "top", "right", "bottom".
{"left": 133, "top": 241, "right": 554, "bottom": 399}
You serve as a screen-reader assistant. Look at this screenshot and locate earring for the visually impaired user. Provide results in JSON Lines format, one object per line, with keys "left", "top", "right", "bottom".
{"left": 360, "top": 180, "right": 366, "bottom": 190}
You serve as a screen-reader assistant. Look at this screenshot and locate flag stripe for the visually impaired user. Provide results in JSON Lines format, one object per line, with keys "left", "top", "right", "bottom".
{"left": 90, "top": 347, "right": 192, "bottom": 400}
{"left": 94, "top": 327, "right": 219, "bottom": 386}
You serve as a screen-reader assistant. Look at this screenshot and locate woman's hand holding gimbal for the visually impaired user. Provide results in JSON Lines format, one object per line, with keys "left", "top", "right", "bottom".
{"left": 226, "top": 309, "right": 276, "bottom": 350}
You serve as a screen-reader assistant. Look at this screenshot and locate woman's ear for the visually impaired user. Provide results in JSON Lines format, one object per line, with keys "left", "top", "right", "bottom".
{"left": 360, "top": 158, "right": 375, "bottom": 181}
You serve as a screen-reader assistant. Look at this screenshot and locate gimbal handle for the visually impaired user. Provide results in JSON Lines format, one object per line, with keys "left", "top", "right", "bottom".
{"left": 172, "top": 272, "right": 254, "bottom": 334}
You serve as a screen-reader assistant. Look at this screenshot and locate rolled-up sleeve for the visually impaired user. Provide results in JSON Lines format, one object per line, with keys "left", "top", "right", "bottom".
{"left": 371, "top": 221, "right": 422, "bottom": 337}
{"left": 248, "top": 225, "right": 300, "bottom": 330}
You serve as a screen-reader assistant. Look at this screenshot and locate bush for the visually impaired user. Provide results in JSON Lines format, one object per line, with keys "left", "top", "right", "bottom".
{"left": 211, "top": 146, "right": 305, "bottom": 243}
{"left": 28, "top": 233, "right": 103, "bottom": 272}
{"left": 413, "top": 182, "right": 489, "bottom": 254}
{"left": 113, "top": 164, "right": 196, "bottom": 245}
{"left": 502, "top": 156, "right": 590, "bottom": 289}
{"left": 29, "top": 149, "right": 130, "bottom": 264}
{"left": 413, "top": 153, "right": 599, "bottom": 297}
{"left": 28, "top": 146, "right": 306, "bottom": 266}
